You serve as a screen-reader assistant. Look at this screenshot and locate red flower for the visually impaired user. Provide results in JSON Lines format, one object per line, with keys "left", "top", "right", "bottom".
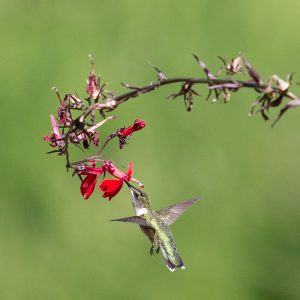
{"left": 132, "top": 119, "right": 146, "bottom": 130}
{"left": 99, "top": 161, "right": 143, "bottom": 200}
{"left": 116, "top": 119, "right": 146, "bottom": 149}
{"left": 117, "top": 119, "right": 146, "bottom": 137}
{"left": 79, "top": 166, "right": 104, "bottom": 199}
{"left": 81, "top": 173, "right": 99, "bottom": 199}
{"left": 99, "top": 179, "right": 124, "bottom": 200}
{"left": 102, "top": 160, "right": 132, "bottom": 181}
{"left": 77, "top": 160, "right": 143, "bottom": 200}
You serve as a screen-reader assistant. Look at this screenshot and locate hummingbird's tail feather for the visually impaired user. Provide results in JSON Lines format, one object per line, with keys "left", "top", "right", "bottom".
{"left": 160, "top": 248, "right": 185, "bottom": 272}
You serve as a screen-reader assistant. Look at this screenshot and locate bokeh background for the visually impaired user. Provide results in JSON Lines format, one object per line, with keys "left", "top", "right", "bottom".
{"left": 1, "top": 0, "right": 300, "bottom": 299}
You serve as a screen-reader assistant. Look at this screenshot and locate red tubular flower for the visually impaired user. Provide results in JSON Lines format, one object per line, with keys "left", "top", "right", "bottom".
{"left": 79, "top": 166, "right": 104, "bottom": 199}
{"left": 99, "top": 161, "right": 143, "bottom": 200}
{"left": 102, "top": 161, "right": 132, "bottom": 181}
{"left": 117, "top": 119, "right": 146, "bottom": 137}
{"left": 132, "top": 119, "right": 146, "bottom": 131}
{"left": 81, "top": 173, "right": 99, "bottom": 199}
{"left": 99, "top": 179, "right": 123, "bottom": 200}
{"left": 77, "top": 161, "right": 143, "bottom": 200}
{"left": 116, "top": 119, "right": 146, "bottom": 149}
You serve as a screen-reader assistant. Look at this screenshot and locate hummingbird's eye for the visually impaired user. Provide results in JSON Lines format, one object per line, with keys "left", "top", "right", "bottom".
{"left": 130, "top": 186, "right": 145, "bottom": 198}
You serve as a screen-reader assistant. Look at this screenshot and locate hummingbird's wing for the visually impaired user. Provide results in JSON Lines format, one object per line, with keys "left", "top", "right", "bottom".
{"left": 111, "top": 215, "right": 152, "bottom": 227}
{"left": 156, "top": 196, "right": 201, "bottom": 226}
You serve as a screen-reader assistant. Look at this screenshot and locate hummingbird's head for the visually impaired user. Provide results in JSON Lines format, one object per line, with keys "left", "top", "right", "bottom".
{"left": 123, "top": 180, "right": 149, "bottom": 208}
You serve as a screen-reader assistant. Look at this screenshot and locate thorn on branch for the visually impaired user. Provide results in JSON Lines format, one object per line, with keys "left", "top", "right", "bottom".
{"left": 121, "top": 83, "right": 141, "bottom": 90}
{"left": 192, "top": 54, "right": 216, "bottom": 80}
{"left": 148, "top": 62, "right": 167, "bottom": 81}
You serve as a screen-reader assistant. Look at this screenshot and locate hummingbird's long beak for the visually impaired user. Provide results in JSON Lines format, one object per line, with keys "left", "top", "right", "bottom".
{"left": 123, "top": 180, "right": 142, "bottom": 196}
{"left": 123, "top": 179, "right": 133, "bottom": 188}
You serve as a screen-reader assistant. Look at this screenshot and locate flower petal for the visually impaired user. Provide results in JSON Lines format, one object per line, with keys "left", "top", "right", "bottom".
{"left": 50, "top": 115, "right": 61, "bottom": 138}
{"left": 132, "top": 119, "right": 146, "bottom": 131}
{"left": 80, "top": 174, "right": 98, "bottom": 199}
{"left": 117, "top": 119, "right": 146, "bottom": 138}
{"left": 99, "top": 179, "right": 123, "bottom": 200}
{"left": 130, "top": 177, "right": 144, "bottom": 188}
{"left": 86, "top": 72, "right": 100, "bottom": 100}
{"left": 117, "top": 127, "right": 134, "bottom": 137}
{"left": 103, "top": 161, "right": 127, "bottom": 179}
{"left": 126, "top": 161, "right": 133, "bottom": 178}
{"left": 79, "top": 166, "right": 104, "bottom": 176}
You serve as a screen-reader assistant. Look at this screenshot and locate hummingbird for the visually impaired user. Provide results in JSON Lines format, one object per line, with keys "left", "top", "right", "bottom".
{"left": 111, "top": 181, "right": 201, "bottom": 272}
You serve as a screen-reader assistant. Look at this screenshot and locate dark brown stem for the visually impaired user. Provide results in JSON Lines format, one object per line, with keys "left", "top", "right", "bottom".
{"left": 67, "top": 156, "right": 104, "bottom": 168}
{"left": 113, "top": 77, "right": 296, "bottom": 106}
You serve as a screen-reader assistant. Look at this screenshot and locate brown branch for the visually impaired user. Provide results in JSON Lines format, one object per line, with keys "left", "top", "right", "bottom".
{"left": 97, "top": 77, "right": 296, "bottom": 114}
{"left": 46, "top": 55, "right": 300, "bottom": 174}
{"left": 115, "top": 77, "right": 263, "bottom": 105}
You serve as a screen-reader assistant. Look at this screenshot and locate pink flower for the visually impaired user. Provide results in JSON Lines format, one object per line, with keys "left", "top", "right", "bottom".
{"left": 99, "top": 161, "right": 143, "bottom": 200}
{"left": 50, "top": 114, "right": 62, "bottom": 138}
{"left": 58, "top": 102, "right": 71, "bottom": 126}
{"left": 86, "top": 72, "right": 101, "bottom": 100}
{"left": 116, "top": 119, "right": 146, "bottom": 149}
{"left": 43, "top": 115, "right": 65, "bottom": 149}
{"left": 57, "top": 94, "right": 82, "bottom": 126}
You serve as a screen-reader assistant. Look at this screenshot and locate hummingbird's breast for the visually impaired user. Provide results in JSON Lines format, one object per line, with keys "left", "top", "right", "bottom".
{"left": 146, "top": 211, "right": 181, "bottom": 266}
{"left": 147, "top": 212, "right": 176, "bottom": 247}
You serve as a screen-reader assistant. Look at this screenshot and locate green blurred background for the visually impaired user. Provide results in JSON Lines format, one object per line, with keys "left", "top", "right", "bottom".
{"left": 1, "top": 0, "right": 300, "bottom": 299}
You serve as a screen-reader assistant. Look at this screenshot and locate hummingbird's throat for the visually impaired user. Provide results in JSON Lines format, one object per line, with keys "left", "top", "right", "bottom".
{"left": 135, "top": 207, "right": 149, "bottom": 216}
{"left": 130, "top": 190, "right": 149, "bottom": 216}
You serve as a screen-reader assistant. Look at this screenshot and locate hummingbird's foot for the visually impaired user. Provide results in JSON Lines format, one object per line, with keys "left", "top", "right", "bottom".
{"left": 150, "top": 246, "right": 160, "bottom": 256}
{"left": 150, "top": 246, "right": 154, "bottom": 256}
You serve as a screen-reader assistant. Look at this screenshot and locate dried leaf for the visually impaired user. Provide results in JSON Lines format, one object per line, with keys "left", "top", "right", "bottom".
{"left": 272, "top": 99, "right": 300, "bottom": 127}
{"left": 271, "top": 75, "right": 290, "bottom": 92}
{"left": 243, "top": 58, "right": 262, "bottom": 84}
